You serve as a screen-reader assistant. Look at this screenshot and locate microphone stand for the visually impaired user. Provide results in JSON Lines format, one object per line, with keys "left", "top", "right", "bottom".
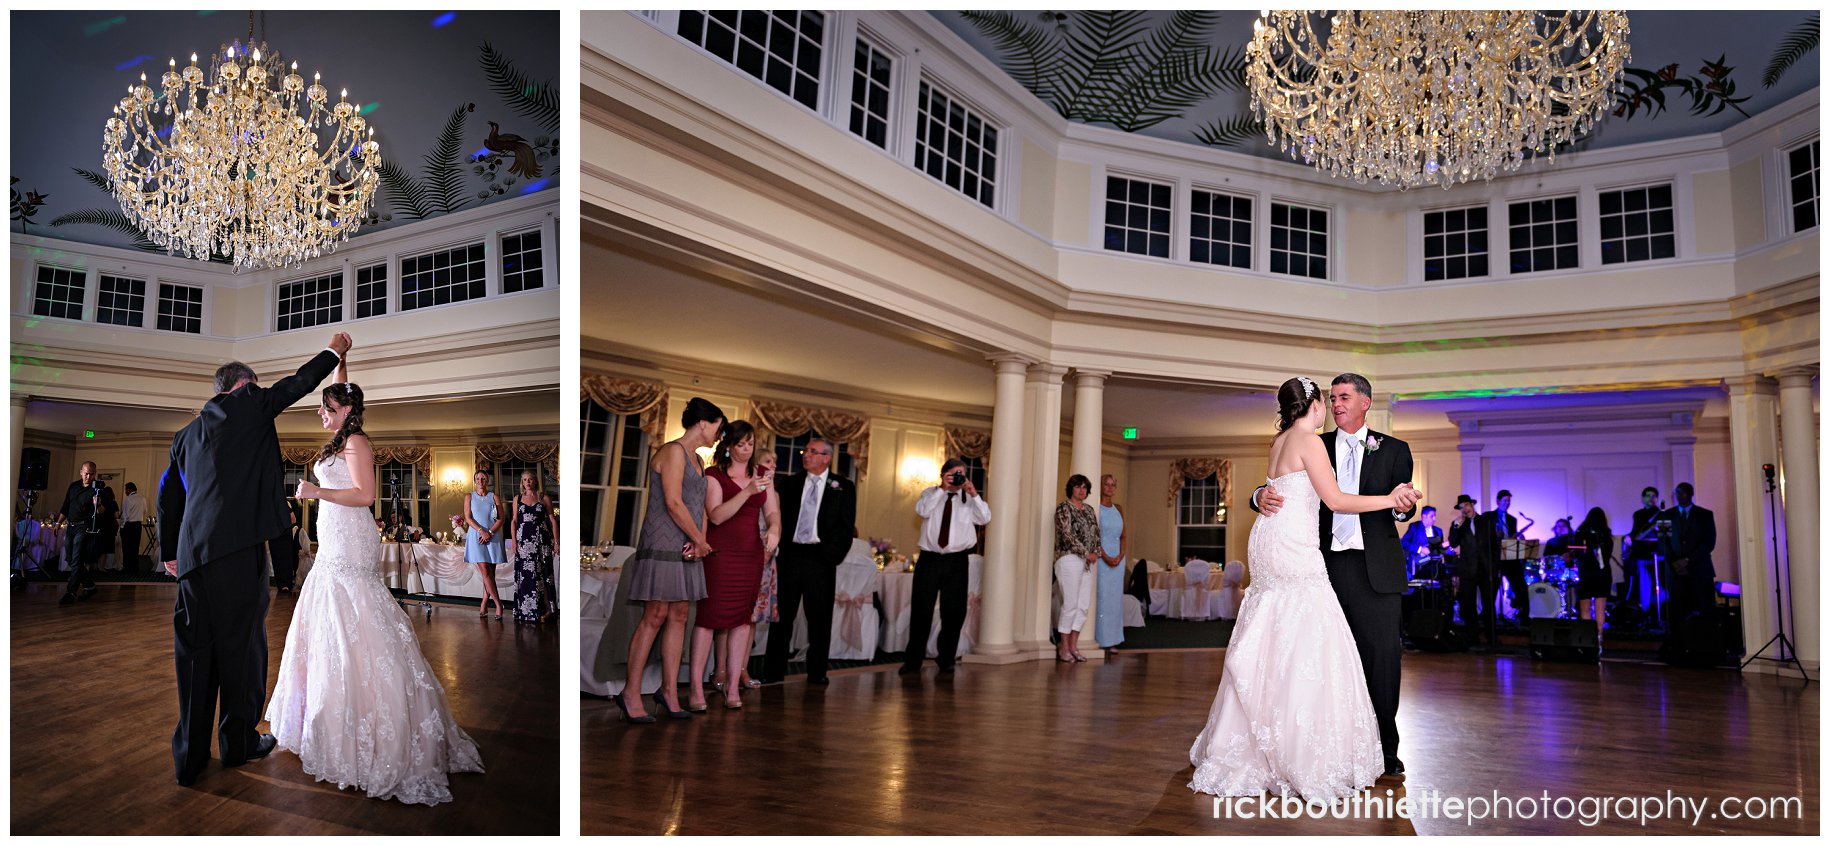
{"left": 1741, "top": 466, "right": 1809, "bottom": 682}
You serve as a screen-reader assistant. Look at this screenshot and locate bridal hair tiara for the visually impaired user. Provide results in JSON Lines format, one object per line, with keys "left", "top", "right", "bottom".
{"left": 1297, "top": 376, "right": 1317, "bottom": 402}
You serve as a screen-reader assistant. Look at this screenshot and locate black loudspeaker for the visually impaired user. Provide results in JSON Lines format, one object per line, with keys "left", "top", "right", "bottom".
{"left": 18, "top": 448, "right": 49, "bottom": 491}
{"left": 1660, "top": 613, "right": 1727, "bottom": 668}
{"left": 1406, "top": 608, "right": 1465, "bottom": 652}
{"left": 1530, "top": 618, "right": 1599, "bottom": 663}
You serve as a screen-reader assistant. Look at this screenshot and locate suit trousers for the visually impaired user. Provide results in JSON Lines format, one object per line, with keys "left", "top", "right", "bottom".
{"left": 764, "top": 542, "right": 836, "bottom": 679}
{"left": 1456, "top": 567, "right": 1498, "bottom": 646}
{"left": 268, "top": 535, "right": 298, "bottom": 589}
{"left": 172, "top": 543, "right": 271, "bottom": 780}
{"left": 120, "top": 523, "right": 143, "bottom": 572}
{"left": 904, "top": 550, "right": 969, "bottom": 669}
{"left": 1324, "top": 548, "right": 1403, "bottom": 765}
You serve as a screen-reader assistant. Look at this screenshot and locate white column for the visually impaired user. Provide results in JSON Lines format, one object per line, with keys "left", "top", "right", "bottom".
{"left": 1069, "top": 370, "right": 1109, "bottom": 649}
{"left": 1456, "top": 423, "right": 1484, "bottom": 507}
{"left": 1017, "top": 363, "right": 1068, "bottom": 654}
{"left": 1366, "top": 394, "right": 1393, "bottom": 435}
{"left": 1776, "top": 368, "right": 1819, "bottom": 672}
{"left": 970, "top": 354, "right": 1032, "bottom": 661}
{"left": 1725, "top": 375, "right": 1782, "bottom": 675}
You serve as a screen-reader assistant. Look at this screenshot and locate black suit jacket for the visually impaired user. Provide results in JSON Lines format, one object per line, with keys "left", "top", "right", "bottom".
{"left": 158, "top": 350, "right": 340, "bottom": 577}
{"left": 1448, "top": 515, "right": 1488, "bottom": 578}
{"left": 1626, "top": 505, "right": 1660, "bottom": 561}
{"left": 1658, "top": 505, "right": 1716, "bottom": 581}
{"left": 776, "top": 470, "right": 856, "bottom": 566}
{"left": 60, "top": 479, "right": 119, "bottom": 537}
{"left": 1479, "top": 511, "right": 1520, "bottom": 562}
{"left": 1316, "top": 429, "right": 1414, "bottom": 595}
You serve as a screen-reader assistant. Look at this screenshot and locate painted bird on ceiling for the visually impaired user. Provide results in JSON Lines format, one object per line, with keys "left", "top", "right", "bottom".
{"left": 485, "top": 121, "right": 542, "bottom": 179}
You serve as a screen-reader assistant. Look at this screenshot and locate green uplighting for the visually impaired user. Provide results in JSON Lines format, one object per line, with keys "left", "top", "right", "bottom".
{"left": 359, "top": 102, "right": 380, "bottom": 116}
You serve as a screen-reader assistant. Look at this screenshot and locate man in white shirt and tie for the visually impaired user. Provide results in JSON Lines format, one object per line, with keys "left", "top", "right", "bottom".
{"left": 120, "top": 482, "right": 148, "bottom": 572}
{"left": 900, "top": 458, "right": 992, "bottom": 676}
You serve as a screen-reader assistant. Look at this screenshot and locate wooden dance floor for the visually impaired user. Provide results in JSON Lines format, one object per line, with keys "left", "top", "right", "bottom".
{"left": 12, "top": 583, "right": 559, "bottom": 835}
{"left": 584, "top": 646, "right": 1817, "bottom": 835}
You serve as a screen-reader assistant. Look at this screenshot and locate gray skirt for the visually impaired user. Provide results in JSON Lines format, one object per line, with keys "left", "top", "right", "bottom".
{"left": 623, "top": 553, "right": 708, "bottom": 603}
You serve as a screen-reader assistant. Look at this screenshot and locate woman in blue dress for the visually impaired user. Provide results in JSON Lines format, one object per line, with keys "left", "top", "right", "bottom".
{"left": 1094, "top": 473, "right": 1128, "bottom": 649}
{"left": 464, "top": 470, "right": 507, "bottom": 619}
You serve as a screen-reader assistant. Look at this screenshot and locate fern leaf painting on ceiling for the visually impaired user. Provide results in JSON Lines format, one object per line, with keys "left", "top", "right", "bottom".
{"left": 959, "top": 10, "right": 1246, "bottom": 134}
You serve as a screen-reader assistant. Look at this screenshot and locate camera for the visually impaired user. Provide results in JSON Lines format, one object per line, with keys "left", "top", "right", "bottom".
{"left": 948, "top": 471, "right": 966, "bottom": 487}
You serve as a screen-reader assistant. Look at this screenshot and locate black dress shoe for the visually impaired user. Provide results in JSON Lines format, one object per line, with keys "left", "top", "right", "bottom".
{"left": 78, "top": 586, "right": 98, "bottom": 600}
{"left": 897, "top": 664, "right": 919, "bottom": 675}
{"left": 226, "top": 734, "right": 278, "bottom": 767}
{"left": 176, "top": 766, "right": 205, "bottom": 787}
{"left": 1384, "top": 757, "right": 1405, "bottom": 776}
{"left": 807, "top": 675, "right": 830, "bottom": 685}
{"left": 936, "top": 665, "right": 955, "bottom": 676}
{"left": 58, "top": 593, "right": 75, "bottom": 605}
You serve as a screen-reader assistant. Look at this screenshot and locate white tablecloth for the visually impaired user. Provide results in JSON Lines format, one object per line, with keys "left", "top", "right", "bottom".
{"left": 877, "top": 554, "right": 983, "bottom": 658}
{"left": 582, "top": 547, "right": 700, "bottom": 697}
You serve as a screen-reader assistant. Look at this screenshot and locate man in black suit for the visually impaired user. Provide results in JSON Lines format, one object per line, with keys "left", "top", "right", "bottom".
{"left": 1254, "top": 373, "right": 1419, "bottom": 777}
{"left": 1622, "top": 486, "right": 1661, "bottom": 607}
{"left": 159, "top": 334, "right": 347, "bottom": 786}
{"left": 1482, "top": 490, "right": 1531, "bottom": 623}
{"left": 1448, "top": 494, "right": 1497, "bottom": 651}
{"left": 1658, "top": 482, "right": 1716, "bottom": 623}
{"left": 760, "top": 436, "right": 857, "bottom": 685}
{"left": 57, "top": 461, "right": 118, "bottom": 604}
{"left": 269, "top": 497, "right": 302, "bottom": 593}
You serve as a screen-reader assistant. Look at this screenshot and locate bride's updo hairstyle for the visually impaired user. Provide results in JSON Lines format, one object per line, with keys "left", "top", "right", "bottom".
{"left": 317, "top": 382, "right": 367, "bottom": 463}
{"left": 1274, "top": 376, "right": 1320, "bottom": 432}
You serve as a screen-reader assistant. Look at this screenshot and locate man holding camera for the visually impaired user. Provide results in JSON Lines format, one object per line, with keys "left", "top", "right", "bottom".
{"left": 57, "top": 461, "right": 118, "bottom": 604}
{"left": 900, "top": 458, "right": 991, "bottom": 676}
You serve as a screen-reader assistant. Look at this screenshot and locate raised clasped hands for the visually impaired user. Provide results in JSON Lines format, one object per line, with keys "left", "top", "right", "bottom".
{"left": 329, "top": 332, "right": 353, "bottom": 356}
{"left": 1390, "top": 483, "right": 1421, "bottom": 512}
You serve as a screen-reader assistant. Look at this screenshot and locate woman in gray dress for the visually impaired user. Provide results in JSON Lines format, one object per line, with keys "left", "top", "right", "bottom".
{"left": 614, "top": 397, "right": 724, "bottom": 723}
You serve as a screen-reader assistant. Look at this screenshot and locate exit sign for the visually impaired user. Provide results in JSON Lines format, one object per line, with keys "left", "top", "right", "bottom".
{"left": 83, "top": 430, "right": 95, "bottom": 439}
{"left": 1122, "top": 427, "right": 1138, "bottom": 440}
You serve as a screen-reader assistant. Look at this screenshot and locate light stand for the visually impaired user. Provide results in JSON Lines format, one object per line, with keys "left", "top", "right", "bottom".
{"left": 1741, "top": 463, "right": 1809, "bottom": 682}
{"left": 12, "top": 489, "right": 39, "bottom": 590}
{"left": 388, "top": 475, "right": 435, "bottom": 620}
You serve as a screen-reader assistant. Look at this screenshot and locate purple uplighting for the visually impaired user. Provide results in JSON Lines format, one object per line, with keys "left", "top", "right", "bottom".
{"left": 432, "top": 12, "right": 457, "bottom": 28}
{"left": 114, "top": 55, "right": 156, "bottom": 72}
{"left": 520, "top": 178, "right": 550, "bottom": 194}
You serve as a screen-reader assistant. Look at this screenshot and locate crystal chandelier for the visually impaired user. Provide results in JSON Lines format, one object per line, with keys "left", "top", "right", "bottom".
{"left": 102, "top": 15, "right": 380, "bottom": 269}
{"left": 1245, "top": 11, "right": 1631, "bottom": 189}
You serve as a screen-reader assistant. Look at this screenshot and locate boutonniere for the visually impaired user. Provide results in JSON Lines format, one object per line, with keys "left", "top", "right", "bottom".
{"left": 828, "top": 479, "right": 841, "bottom": 490}
{"left": 1364, "top": 434, "right": 1381, "bottom": 453}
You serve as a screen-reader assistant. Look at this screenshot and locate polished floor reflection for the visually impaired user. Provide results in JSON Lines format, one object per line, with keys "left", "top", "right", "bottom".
{"left": 12, "top": 583, "right": 559, "bottom": 835}
{"left": 585, "top": 647, "right": 1817, "bottom": 835}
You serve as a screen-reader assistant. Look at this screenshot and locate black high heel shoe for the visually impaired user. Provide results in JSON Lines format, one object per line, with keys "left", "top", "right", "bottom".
{"left": 652, "top": 691, "right": 694, "bottom": 719}
{"left": 612, "top": 690, "right": 655, "bottom": 724}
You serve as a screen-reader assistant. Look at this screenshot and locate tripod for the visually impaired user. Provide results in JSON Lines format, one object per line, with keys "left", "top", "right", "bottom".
{"left": 1740, "top": 464, "right": 1809, "bottom": 682}
{"left": 12, "top": 489, "right": 40, "bottom": 590}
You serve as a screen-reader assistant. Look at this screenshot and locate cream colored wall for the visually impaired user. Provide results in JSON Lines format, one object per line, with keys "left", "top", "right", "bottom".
{"left": 1692, "top": 169, "right": 1736, "bottom": 256}
{"left": 1017, "top": 139, "right": 1057, "bottom": 237}
{"left": 1346, "top": 208, "right": 1407, "bottom": 288}
{"left": 1729, "top": 157, "right": 1768, "bottom": 252}
{"left": 1053, "top": 159, "right": 1093, "bottom": 246}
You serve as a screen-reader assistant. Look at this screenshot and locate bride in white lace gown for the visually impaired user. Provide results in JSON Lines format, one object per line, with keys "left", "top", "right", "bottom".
{"left": 265, "top": 374, "right": 484, "bottom": 805}
{"left": 1188, "top": 376, "right": 1409, "bottom": 801}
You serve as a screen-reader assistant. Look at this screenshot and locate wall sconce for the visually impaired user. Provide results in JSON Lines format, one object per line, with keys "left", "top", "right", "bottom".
{"left": 899, "top": 455, "right": 938, "bottom": 495}
{"left": 440, "top": 468, "right": 471, "bottom": 496}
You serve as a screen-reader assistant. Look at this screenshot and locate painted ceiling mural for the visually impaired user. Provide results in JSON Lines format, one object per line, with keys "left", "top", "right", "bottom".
{"left": 934, "top": 11, "right": 1818, "bottom": 158}
{"left": 10, "top": 10, "right": 559, "bottom": 257}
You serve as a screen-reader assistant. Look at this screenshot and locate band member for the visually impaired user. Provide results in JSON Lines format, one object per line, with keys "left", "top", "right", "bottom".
{"left": 1449, "top": 494, "right": 1496, "bottom": 651}
{"left": 1399, "top": 505, "right": 1449, "bottom": 580}
{"left": 1622, "top": 486, "right": 1661, "bottom": 607}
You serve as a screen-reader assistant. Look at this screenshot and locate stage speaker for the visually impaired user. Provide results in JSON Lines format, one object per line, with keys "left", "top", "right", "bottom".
{"left": 1660, "top": 613, "right": 1727, "bottom": 668}
{"left": 1406, "top": 608, "right": 1465, "bottom": 652}
{"left": 1529, "top": 618, "right": 1599, "bottom": 663}
{"left": 18, "top": 448, "right": 49, "bottom": 491}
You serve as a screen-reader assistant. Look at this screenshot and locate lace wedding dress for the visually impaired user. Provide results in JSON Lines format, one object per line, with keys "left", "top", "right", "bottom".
{"left": 264, "top": 455, "right": 485, "bottom": 805}
{"left": 1188, "top": 469, "right": 1382, "bottom": 800}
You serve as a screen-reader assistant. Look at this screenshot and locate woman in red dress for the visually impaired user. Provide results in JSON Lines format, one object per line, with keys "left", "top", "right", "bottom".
{"left": 688, "top": 421, "right": 780, "bottom": 710}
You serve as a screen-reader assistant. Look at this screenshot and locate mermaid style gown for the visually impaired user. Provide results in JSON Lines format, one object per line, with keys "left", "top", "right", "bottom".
{"left": 264, "top": 455, "right": 485, "bottom": 805}
{"left": 1188, "top": 470, "right": 1382, "bottom": 800}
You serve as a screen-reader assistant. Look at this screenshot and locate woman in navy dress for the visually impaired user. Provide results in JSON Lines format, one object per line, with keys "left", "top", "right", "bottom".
{"left": 508, "top": 470, "right": 558, "bottom": 623}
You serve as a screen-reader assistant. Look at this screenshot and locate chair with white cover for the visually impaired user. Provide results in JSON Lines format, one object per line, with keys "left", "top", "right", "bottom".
{"left": 1120, "top": 594, "right": 1146, "bottom": 628}
{"left": 830, "top": 559, "right": 882, "bottom": 660}
{"left": 1148, "top": 562, "right": 1172, "bottom": 616}
{"left": 1216, "top": 560, "right": 1246, "bottom": 620}
{"left": 1175, "top": 559, "right": 1214, "bottom": 620}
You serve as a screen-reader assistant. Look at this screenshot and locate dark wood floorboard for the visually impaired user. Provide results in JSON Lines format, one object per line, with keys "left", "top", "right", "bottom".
{"left": 11, "top": 583, "right": 559, "bottom": 835}
{"left": 584, "top": 648, "right": 1817, "bottom": 835}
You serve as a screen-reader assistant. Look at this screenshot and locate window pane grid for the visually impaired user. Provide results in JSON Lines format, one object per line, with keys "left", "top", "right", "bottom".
{"left": 1269, "top": 201, "right": 1330, "bottom": 279}
{"left": 1599, "top": 184, "right": 1675, "bottom": 265}
{"left": 1508, "top": 196, "right": 1580, "bottom": 273}
{"left": 33, "top": 266, "right": 85, "bottom": 320}
{"left": 1423, "top": 205, "right": 1491, "bottom": 281}
{"left": 914, "top": 80, "right": 998, "bottom": 208}
{"left": 773, "top": 431, "right": 853, "bottom": 481}
{"left": 849, "top": 37, "right": 894, "bottom": 149}
{"left": 1175, "top": 474, "right": 1226, "bottom": 563}
{"left": 501, "top": 231, "right": 544, "bottom": 293}
{"left": 679, "top": 10, "right": 824, "bottom": 111}
{"left": 355, "top": 264, "right": 388, "bottom": 319}
{"left": 276, "top": 272, "right": 343, "bottom": 332}
{"left": 1104, "top": 176, "right": 1173, "bottom": 258}
{"left": 96, "top": 274, "right": 146, "bottom": 326}
{"left": 157, "top": 283, "right": 204, "bottom": 334}
{"left": 400, "top": 243, "right": 487, "bottom": 311}
{"left": 1789, "top": 139, "right": 1819, "bottom": 233}
{"left": 1190, "top": 189, "right": 1253, "bottom": 269}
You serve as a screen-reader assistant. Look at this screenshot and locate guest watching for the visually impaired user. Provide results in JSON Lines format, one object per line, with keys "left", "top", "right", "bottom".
{"left": 900, "top": 458, "right": 990, "bottom": 676}
{"left": 120, "top": 482, "right": 147, "bottom": 572}
{"left": 689, "top": 421, "right": 779, "bottom": 710}
{"left": 614, "top": 397, "right": 723, "bottom": 723}
{"left": 1053, "top": 474, "right": 1100, "bottom": 663}
{"left": 464, "top": 471, "right": 507, "bottom": 619}
{"left": 759, "top": 436, "right": 857, "bottom": 686}
{"left": 1093, "top": 474, "right": 1128, "bottom": 651}
{"left": 506, "top": 470, "right": 558, "bottom": 624}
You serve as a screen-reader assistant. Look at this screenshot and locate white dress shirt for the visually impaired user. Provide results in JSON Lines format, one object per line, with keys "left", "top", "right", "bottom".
{"left": 121, "top": 492, "right": 147, "bottom": 523}
{"left": 1330, "top": 426, "right": 1369, "bottom": 552}
{"left": 915, "top": 486, "right": 992, "bottom": 553}
{"left": 792, "top": 469, "right": 828, "bottom": 544}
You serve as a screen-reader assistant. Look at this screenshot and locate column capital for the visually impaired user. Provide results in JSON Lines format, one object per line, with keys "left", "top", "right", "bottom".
{"left": 1724, "top": 374, "right": 1779, "bottom": 398}
{"left": 986, "top": 352, "right": 1037, "bottom": 374}
{"left": 1025, "top": 362, "right": 1070, "bottom": 383}
{"left": 1456, "top": 442, "right": 1486, "bottom": 454}
{"left": 1772, "top": 366, "right": 1819, "bottom": 389}
{"left": 11, "top": 394, "right": 29, "bottom": 409}
{"left": 1072, "top": 369, "right": 1111, "bottom": 388}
